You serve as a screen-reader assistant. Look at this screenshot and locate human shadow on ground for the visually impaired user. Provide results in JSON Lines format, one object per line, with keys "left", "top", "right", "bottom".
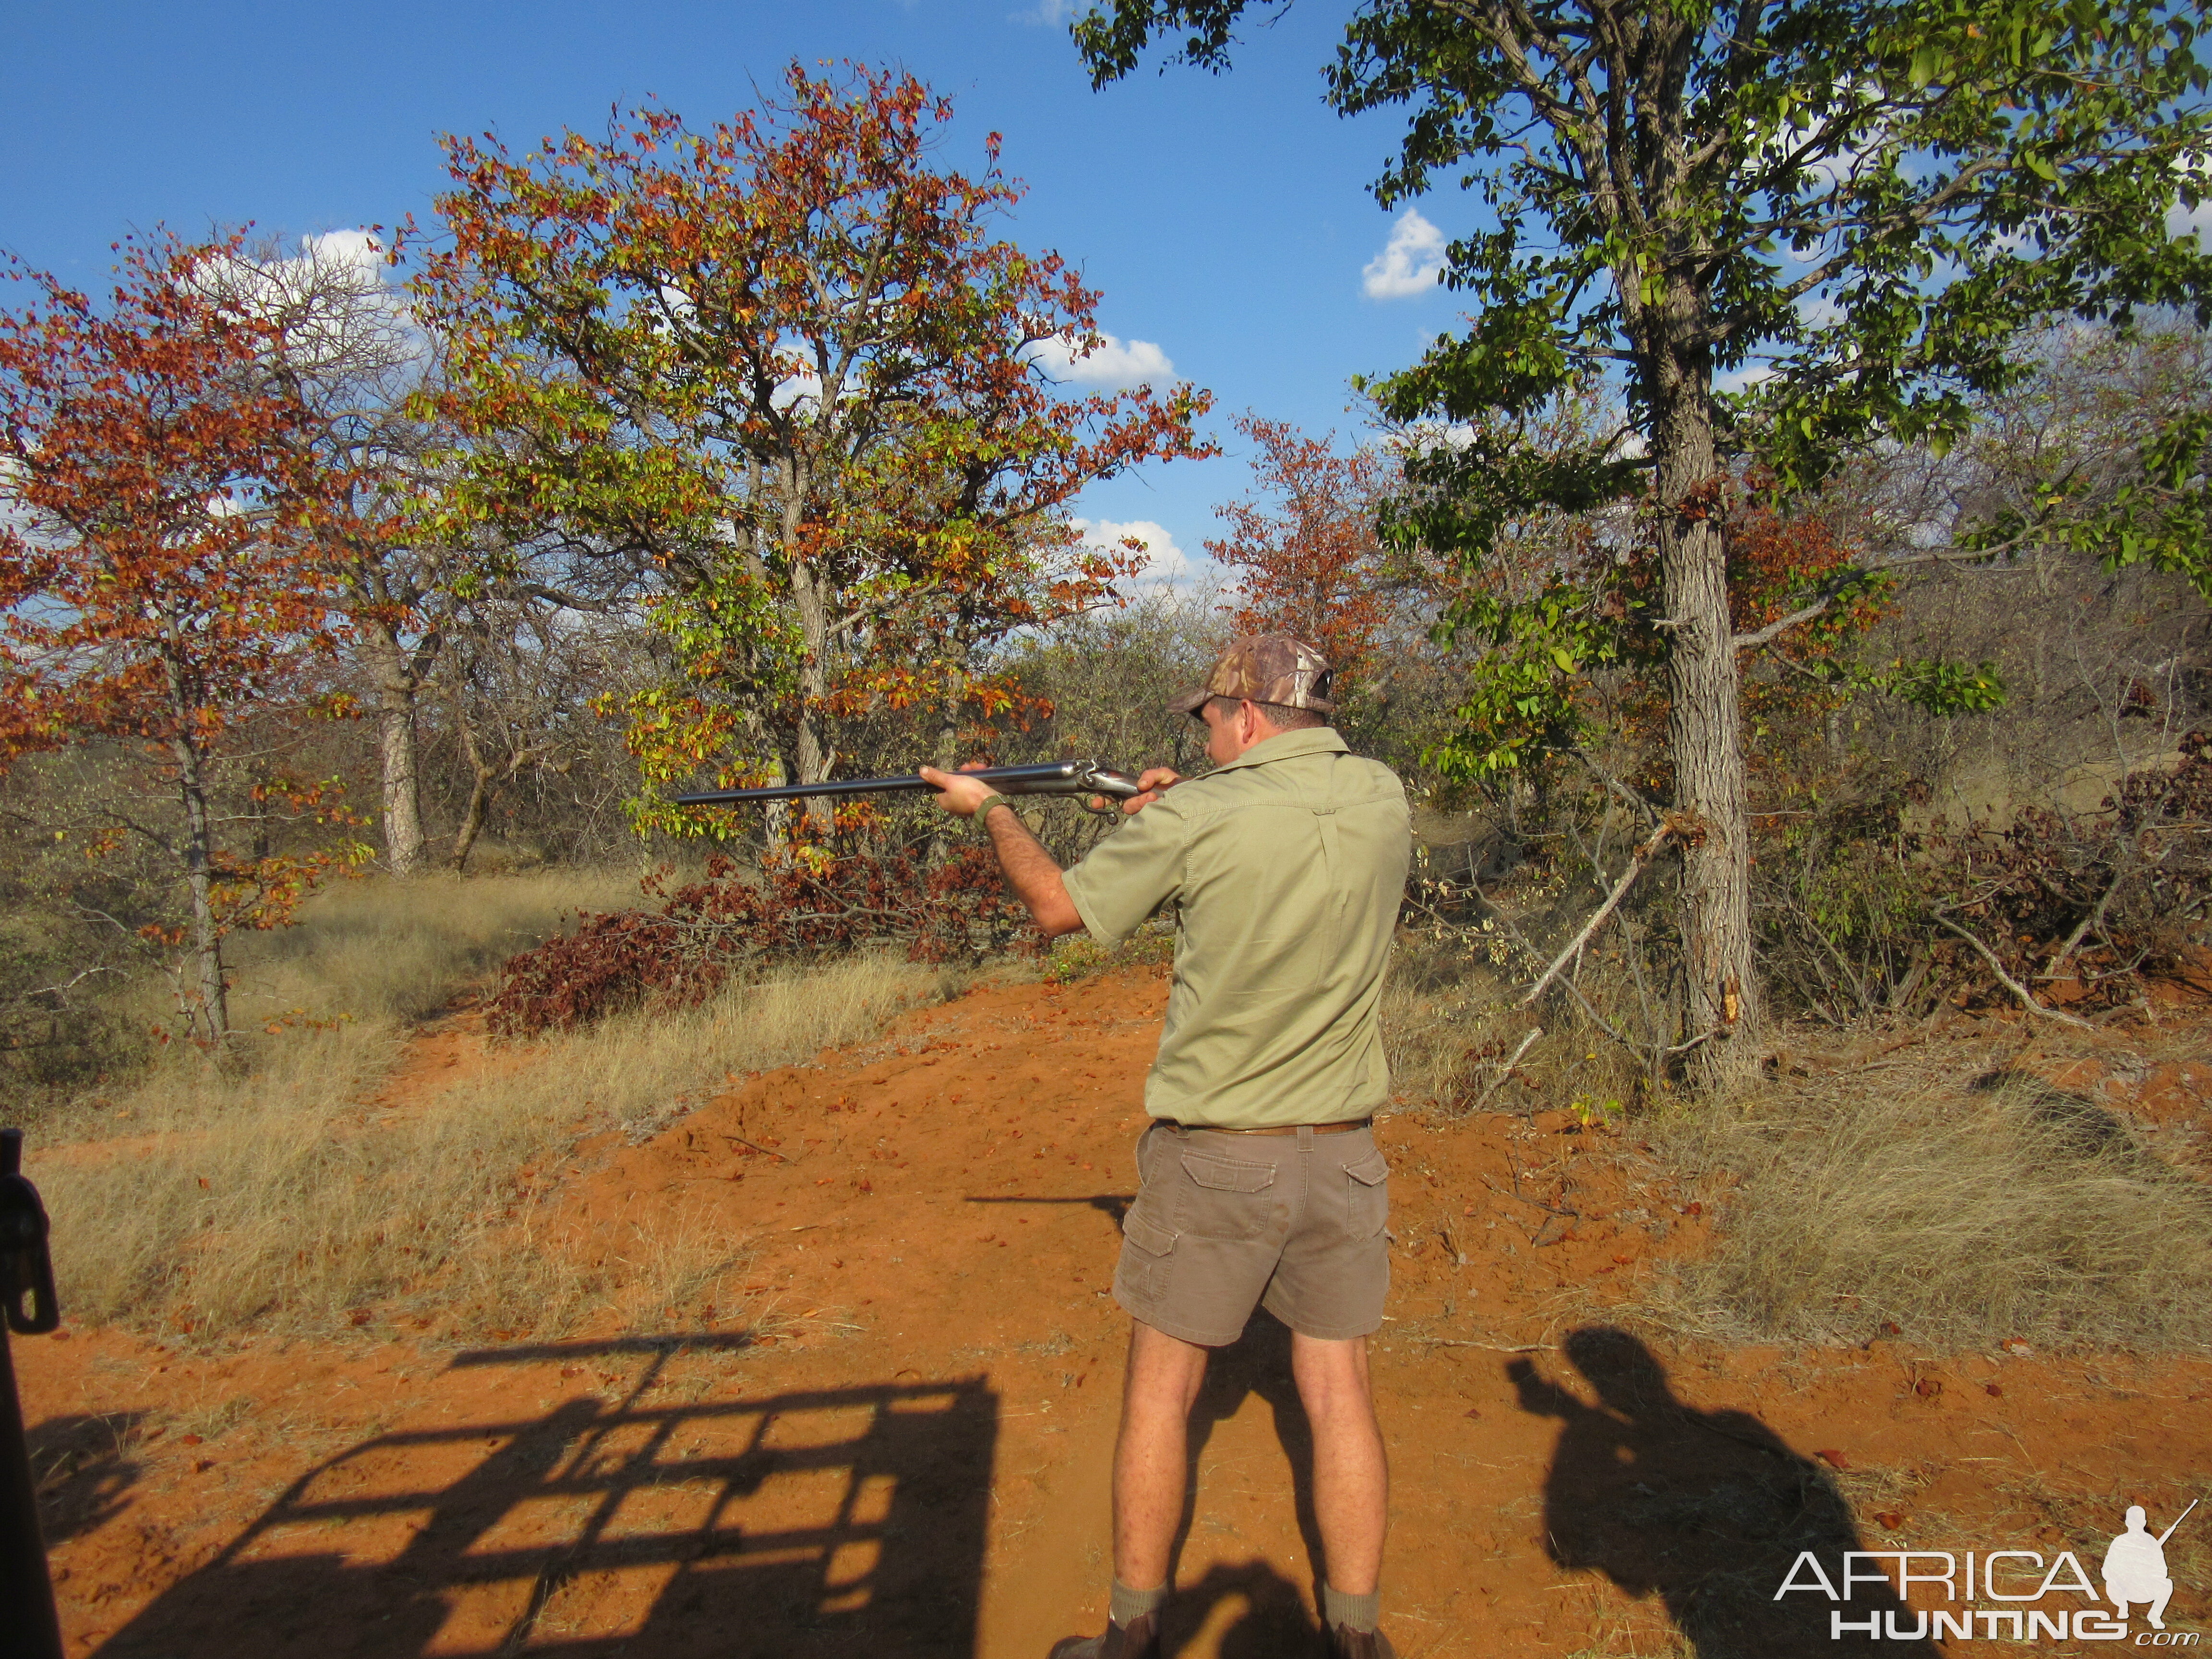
{"left": 1165, "top": 1558, "right": 1324, "bottom": 1657}
{"left": 98, "top": 1335, "right": 995, "bottom": 1658}
{"left": 1513, "top": 1326, "right": 1938, "bottom": 1659}
{"left": 965, "top": 1192, "right": 1135, "bottom": 1226}
{"left": 28, "top": 1408, "right": 148, "bottom": 1546}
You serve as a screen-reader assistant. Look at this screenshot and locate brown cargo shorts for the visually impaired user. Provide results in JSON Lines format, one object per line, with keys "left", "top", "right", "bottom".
{"left": 1112, "top": 1120, "right": 1391, "bottom": 1347}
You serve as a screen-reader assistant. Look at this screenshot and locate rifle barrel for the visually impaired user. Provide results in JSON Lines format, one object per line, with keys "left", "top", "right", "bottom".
{"left": 2157, "top": 1498, "right": 2198, "bottom": 1546}
{"left": 675, "top": 775, "right": 935, "bottom": 805}
{"left": 673, "top": 760, "right": 1141, "bottom": 808}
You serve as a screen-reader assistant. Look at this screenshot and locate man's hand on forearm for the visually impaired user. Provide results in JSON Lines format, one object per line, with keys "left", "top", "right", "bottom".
{"left": 918, "top": 765, "right": 1001, "bottom": 817}
{"left": 919, "top": 765, "right": 1084, "bottom": 938}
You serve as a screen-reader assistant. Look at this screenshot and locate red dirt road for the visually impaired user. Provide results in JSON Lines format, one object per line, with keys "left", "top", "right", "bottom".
{"left": 17, "top": 967, "right": 2212, "bottom": 1656}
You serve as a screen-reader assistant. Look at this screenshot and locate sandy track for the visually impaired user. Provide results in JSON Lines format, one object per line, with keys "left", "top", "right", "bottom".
{"left": 17, "top": 966, "right": 2212, "bottom": 1656}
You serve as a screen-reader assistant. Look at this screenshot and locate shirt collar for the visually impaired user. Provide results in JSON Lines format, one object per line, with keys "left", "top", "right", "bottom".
{"left": 1207, "top": 725, "right": 1349, "bottom": 775}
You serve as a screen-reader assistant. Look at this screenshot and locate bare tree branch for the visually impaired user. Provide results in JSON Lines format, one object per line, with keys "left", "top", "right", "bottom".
{"left": 1520, "top": 817, "right": 1676, "bottom": 1007}
{"left": 1932, "top": 915, "right": 2095, "bottom": 1030}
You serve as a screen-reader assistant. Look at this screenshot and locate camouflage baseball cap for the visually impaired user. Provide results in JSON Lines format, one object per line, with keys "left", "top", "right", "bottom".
{"left": 1166, "top": 633, "right": 1337, "bottom": 716}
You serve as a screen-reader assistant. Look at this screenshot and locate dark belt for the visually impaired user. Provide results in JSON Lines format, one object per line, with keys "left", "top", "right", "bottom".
{"left": 1154, "top": 1118, "right": 1372, "bottom": 1136}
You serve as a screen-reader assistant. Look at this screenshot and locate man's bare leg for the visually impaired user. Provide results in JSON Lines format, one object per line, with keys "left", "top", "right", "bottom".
{"left": 1112, "top": 1320, "right": 1211, "bottom": 1589}
{"left": 1290, "top": 1332, "right": 1388, "bottom": 1595}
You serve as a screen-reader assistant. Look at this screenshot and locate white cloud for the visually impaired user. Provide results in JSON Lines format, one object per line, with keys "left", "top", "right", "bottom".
{"left": 1011, "top": 0, "right": 1078, "bottom": 21}
{"left": 1794, "top": 291, "right": 1845, "bottom": 329}
{"left": 771, "top": 349, "right": 826, "bottom": 412}
{"left": 1026, "top": 331, "right": 1177, "bottom": 389}
{"left": 1714, "top": 362, "right": 1779, "bottom": 396}
{"left": 192, "top": 229, "right": 421, "bottom": 381}
{"left": 299, "top": 228, "right": 387, "bottom": 282}
{"left": 206, "top": 229, "right": 389, "bottom": 312}
{"left": 1362, "top": 209, "right": 1447, "bottom": 300}
{"left": 1072, "top": 517, "right": 1200, "bottom": 588}
{"left": 2169, "top": 158, "right": 2212, "bottom": 244}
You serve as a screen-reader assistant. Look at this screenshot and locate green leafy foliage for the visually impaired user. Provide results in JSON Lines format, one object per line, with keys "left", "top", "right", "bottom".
{"left": 1961, "top": 331, "right": 2212, "bottom": 600}
{"left": 1079, "top": 0, "right": 2211, "bottom": 1045}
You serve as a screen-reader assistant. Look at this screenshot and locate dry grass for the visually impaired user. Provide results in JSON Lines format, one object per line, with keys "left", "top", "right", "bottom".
{"left": 29, "top": 870, "right": 944, "bottom": 1342}
{"left": 225, "top": 865, "right": 651, "bottom": 1030}
{"left": 1379, "top": 937, "right": 1652, "bottom": 1120}
{"left": 1380, "top": 936, "right": 1522, "bottom": 1111}
{"left": 1646, "top": 1064, "right": 2212, "bottom": 1350}
{"left": 33, "top": 866, "right": 651, "bottom": 1144}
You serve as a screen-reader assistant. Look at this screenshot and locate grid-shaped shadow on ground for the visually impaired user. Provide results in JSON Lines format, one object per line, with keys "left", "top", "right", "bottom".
{"left": 100, "top": 1338, "right": 995, "bottom": 1658}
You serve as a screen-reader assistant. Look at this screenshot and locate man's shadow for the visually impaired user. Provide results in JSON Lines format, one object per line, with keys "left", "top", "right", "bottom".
{"left": 1514, "top": 1327, "right": 1937, "bottom": 1659}
{"left": 1160, "top": 1311, "right": 1328, "bottom": 1656}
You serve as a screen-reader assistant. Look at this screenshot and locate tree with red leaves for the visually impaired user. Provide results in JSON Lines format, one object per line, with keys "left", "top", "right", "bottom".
{"left": 0, "top": 234, "right": 366, "bottom": 1046}
{"left": 416, "top": 62, "right": 1213, "bottom": 834}
{"left": 1206, "top": 413, "right": 1400, "bottom": 692}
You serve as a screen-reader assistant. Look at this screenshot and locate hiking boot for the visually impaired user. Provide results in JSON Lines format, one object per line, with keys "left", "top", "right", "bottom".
{"left": 1327, "top": 1623, "right": 1399, "bottom": 1659}
{"left": 1047, "top": 1609, "right": 1162, "bottom": 1659}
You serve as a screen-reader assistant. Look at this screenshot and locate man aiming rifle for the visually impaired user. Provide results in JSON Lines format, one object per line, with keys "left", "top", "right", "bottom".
{"left": 919, "top": 634, "right": 1412, "bottom": 1659}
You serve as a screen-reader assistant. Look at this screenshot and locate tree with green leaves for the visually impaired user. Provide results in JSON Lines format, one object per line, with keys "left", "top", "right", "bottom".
{"left": 1078, "top": 0, "right": 2212, "bottom": 1068}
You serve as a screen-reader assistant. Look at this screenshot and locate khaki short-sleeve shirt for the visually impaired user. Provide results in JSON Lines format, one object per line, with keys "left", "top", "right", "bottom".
{"left": 1060, "top": 727, "right": 1412, "bottom": 1127}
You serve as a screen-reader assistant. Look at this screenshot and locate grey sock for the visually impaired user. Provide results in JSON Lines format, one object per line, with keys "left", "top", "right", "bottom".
{"left": 1111, "top": 1579, "right": 1167, "bottom": 1628}
{"left": 1323, "top": 1584, "right": 1380, "bottom": 1633}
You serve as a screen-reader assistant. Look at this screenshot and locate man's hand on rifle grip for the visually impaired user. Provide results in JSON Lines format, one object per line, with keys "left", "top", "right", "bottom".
{"left": 1097, "top": 766, "right": 1182, "bottom": 816}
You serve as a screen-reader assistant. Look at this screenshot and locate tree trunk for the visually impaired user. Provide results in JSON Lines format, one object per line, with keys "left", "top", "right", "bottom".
{"left": 170, "top": 734, "right": 230, "bottom": 1047}
{"left": 1651, "top": 343, "right": 1761, "bottom": 1077}
{"left": 450, "top": 701, "right": 493, "bottom": 873}
{"left": 785, "top": 496, "right": 835, "bottom": 831}
{"left": 359, "top": 622, "right": 427, "bottom": 877}
{"left": 926, "top": 645, "right": 970, "bottom": 869}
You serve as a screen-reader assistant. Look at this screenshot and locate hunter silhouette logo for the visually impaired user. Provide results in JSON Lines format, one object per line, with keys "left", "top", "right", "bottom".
{"left": 1776, "top": 1497, "right": 2202, "bottom": 1642}
{"left": 2107, "top": 1501, "right": 2196, "bottom": 1632}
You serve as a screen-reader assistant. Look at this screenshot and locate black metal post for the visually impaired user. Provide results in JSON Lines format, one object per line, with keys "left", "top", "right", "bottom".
{"left": 0, "top": 1128, "right": 62, "bottom": 1659}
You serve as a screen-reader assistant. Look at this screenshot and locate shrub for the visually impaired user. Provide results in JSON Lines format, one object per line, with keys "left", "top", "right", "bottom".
{"left": 1043, "top": 920, "right": 1175, "bottom": 984}
{"left": 1922, "top": 731, "right": 2212, "bottom": 1010}
{"left": 1753, "top": 736, "right": 2212, "bottom": 1024}
{"left": 488, "top": 845, "right": 1038, "bottom": 1037}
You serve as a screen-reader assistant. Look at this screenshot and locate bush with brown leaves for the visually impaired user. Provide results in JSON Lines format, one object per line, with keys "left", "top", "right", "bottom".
{"left": 487, "top": 845, "right": 1038, "bottom": 1037}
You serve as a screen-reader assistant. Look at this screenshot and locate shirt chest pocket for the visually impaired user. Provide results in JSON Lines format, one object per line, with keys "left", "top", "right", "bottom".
{"left": 1177, "top": 1151, "right": 1280, "bottom": 1242}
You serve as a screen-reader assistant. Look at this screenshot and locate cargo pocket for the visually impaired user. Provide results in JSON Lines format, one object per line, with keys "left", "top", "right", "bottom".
{"left": 1116, "top": 1207, "right": 1178, "bottom": 1307}
{"left": 1179, "top": 1152, "right": 1279, "bottom": 1241}
{"left": 1345, "top": 1149, "right": 1390, "bottom": 1241}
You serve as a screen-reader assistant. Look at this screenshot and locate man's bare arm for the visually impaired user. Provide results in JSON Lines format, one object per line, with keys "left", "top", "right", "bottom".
{"left": 918, "top": 766, "right": 1085, "bottom": 938}
{"left": 982, "top": 804, "right": 1085, "bottom": 938}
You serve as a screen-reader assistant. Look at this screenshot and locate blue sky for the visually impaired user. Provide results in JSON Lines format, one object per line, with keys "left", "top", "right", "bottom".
{"left": 0, "top": 0, "right": 1470, "bottom": 585}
